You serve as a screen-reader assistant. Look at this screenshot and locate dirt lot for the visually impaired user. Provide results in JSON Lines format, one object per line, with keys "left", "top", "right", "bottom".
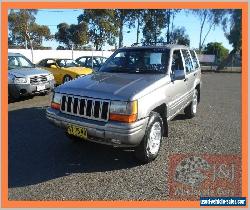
{"left": 8, "top": 73, "right": 241, "bottom": 200}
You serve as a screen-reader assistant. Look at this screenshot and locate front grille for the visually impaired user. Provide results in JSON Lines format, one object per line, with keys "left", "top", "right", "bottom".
{"left": 60, "top": 95, "right": 110, "bottom": 122}
{"left": 30, "top": 75, "right": 47, "bottom": 84}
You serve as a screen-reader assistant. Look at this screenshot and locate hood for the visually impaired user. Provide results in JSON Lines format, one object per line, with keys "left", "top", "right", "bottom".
{"left": 56, "top": 72, "right": 170, "bottom": 101}
{"left": 8, "top": 67, "right": 50, "bottom": 77}
{"left": 62, "top": 67, "right": 93, "bottom": 75}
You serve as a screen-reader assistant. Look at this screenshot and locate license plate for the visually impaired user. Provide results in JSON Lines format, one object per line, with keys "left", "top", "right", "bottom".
{"left": 36, "top": 84, "right": 46, "bottom": 91}
{"left": 67, "top": 125, "right": 87, "bottom": 139}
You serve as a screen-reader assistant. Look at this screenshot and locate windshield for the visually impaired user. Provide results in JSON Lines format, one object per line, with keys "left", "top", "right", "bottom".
{"left": 99, "top": 48, "right": 170, "bottom": 74}
{"left": 8, "top": 55, "right": 34, "bottom": 70}
{"left": 57, "top": 59, "right": 79, "bottom": 68}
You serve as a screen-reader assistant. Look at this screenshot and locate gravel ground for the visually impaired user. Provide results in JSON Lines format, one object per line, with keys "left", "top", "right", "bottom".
{"left": 8, "top": 73, "right": 241, "bottom": 200}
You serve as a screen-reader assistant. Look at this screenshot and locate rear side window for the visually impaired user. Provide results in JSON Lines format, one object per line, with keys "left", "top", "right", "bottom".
{"left": 190, "top": 50, "right": 199, "bottom": 69}
{"left": 78, "top": 57, "right": 87, "bottom": 65}
{"left": 181, "top": 49, "right": 193, "bottom": 73}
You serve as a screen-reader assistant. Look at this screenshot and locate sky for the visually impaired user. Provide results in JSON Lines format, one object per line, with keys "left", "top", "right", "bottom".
{"left": 34, "top": 9, "right": 233, "bottom": 51}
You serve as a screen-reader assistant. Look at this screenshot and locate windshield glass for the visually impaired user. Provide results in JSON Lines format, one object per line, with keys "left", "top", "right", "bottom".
{"left": 8, "top": 55, "right": 34, "bottom": 70}
{"left": 57, "top": 59, "right": 79, "bottom": 68}
{"left": 99, "top": 48, "right": 170, "bottom": 74}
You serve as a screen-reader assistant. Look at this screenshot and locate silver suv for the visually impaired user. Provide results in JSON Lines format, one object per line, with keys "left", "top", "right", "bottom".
{"left": 46, "top": 44, "right": 201, "bottom": 163}
{"left": 8, "top": 53, "right": 55, "bottom": 99}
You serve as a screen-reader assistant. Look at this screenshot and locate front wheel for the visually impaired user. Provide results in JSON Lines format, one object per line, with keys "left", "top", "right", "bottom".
{"left": 135, "top": 112, "right": 163, "bottom": 163}
{"left": 184, "top": 89, "right": 198, "bottom": 118}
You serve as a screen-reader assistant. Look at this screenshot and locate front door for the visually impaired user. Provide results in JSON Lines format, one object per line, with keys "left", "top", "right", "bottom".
{"left": 167, "top": 49, "right": 187, "bottom": 119}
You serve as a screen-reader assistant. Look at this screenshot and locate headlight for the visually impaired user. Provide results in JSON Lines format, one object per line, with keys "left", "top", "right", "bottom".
{"left": 47, "top": 74, "right": 54, "bottom": 80}
{"left": 51, "top": 92, "right": 62, "bottom": 110}
{"left": 109, "top": 100, "right": 137, "bottom": 123}
{"left": 14, "top": 77, "right": 27, "bottom": 84}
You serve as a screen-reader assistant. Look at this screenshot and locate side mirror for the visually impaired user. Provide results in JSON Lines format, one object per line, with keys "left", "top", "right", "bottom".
{"left": 174, "top": 70, "right": 185, "bottom": 80}
{"left": 50, "top": 65, "right": 57, "bottom": 69}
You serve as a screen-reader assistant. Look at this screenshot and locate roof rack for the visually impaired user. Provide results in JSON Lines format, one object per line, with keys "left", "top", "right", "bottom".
{"left": 131, "top": 42, "right": 188, "bottom": 47}
{"left": 131, "top": 42, "right": 171, "bottom": 47}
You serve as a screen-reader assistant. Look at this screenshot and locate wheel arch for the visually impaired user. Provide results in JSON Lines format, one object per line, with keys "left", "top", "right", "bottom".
{"left": 152, "top": 103, "right": 168, "bottom": 137}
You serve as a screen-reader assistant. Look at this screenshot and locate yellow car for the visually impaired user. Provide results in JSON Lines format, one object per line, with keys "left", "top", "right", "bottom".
{"left": 37, "top": 58, "right": 93, "bottom": 85}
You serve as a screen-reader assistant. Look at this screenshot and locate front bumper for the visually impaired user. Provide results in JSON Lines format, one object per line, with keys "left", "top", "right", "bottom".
{"left": 46, "top": 107, "right": 148, "bottom": 147}
{"left": 9, "top": 80, "right": 55, "bottom": 98}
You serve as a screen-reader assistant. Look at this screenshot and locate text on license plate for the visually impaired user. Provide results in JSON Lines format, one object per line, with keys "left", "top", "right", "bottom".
{"left": 67, "top": 125, "right": 87, "bottom": 139}
{"left": 36, "top": 84, "right": 46, "bottom": 91}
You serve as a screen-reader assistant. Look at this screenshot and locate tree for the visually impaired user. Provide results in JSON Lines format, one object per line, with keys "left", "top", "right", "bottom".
{"left": 165, "top": 9, "right": 181, "bottom": 43}
{"left": 29, "top": 23, "right": 52, "bottom": 48}
{"left": 191, "top": 9, "right": 227, "bottom": 53}
{"left": 170, "top": 27, "right": 190, "bottom": 46}
{"left": 217, "top": 9, "right": 242, "bottom": 70}
{"left": 8, "top": 9, "right": 52, "bottom": 61}
{"left": 204, "top": 42, "right": 229, "bottom": 64}
{"left": 114, "top": 9, "right": 136, "bottom": 48}
{"left": 130, "top": 10, "right": 145, "bottom": 44}
{"left": 222, "top": 9, "right": 241, "bottom": 51}
{"left": 55, "top": 22, "right": 89, "bottom": 50}
{"left": 54, "top": 23, "right": 71, "bottom": 49}
{"left": 142, "top": 10, "right": 166, "bottom": 44}
{"left": 56, "top": 45, "right": 66, "bottom": 50}
{"left": 78, "top": 10, "right": 118, "bottom": 50}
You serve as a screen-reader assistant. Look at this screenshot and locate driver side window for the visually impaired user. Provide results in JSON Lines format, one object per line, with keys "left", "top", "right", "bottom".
{"left": 171, "top": 50, "right": 184, "bottom": 74}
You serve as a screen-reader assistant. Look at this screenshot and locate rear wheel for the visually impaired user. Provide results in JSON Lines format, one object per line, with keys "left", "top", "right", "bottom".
{"left": 135, "top": 112, "right": 163, "bottom": 163}
{"left": 63, "top": 75, "right": 72, "bottom": 83}
{"left": 184, "top": 89, "right": 198, "bottom": 118}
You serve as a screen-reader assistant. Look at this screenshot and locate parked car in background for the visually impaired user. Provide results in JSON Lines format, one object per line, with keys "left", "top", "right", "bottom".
{"left": 37, "top": 58, "right": 93, "bottom": 85}
{"left": 46, "top": 44, "right": 201, "bottom": 163}
{"left": 75, "top": 56, "right": 107, "bottom": 71}
{"left": 8, "top": 53, "right": 55, "bottom": 99}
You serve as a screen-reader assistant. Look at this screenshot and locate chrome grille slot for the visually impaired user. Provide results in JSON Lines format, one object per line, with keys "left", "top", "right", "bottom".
{"left": 79, "top": 99, "right": 85, "bottom": 115}
{"left": 73, "top": 98, "right": 78, "bottom": 114}
{"left": 86, "top": 100, "right": 92, "bottom": 117}
{"left": 67, "top": 97, "right": 72, "bottom": 112}
{"left": 61, "top": 96, "right": 66, "bottom": 111}
{"left": 60, "top": 95, "right": 110, "bottom": 122}
{"left": 30, "top": 75, "right": 47, "bottom": 84}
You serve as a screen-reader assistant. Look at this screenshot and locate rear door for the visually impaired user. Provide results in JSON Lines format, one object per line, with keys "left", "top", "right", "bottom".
{"left": 181, "top": 49, "right": 196, "bottom": 103}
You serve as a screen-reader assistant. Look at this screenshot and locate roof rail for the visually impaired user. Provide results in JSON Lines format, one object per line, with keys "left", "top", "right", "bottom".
{"left": 131, "top": 42, "right": 188, "bottom": 47}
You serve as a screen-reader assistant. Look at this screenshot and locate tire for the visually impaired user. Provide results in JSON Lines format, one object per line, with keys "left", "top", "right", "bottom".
{"left": 184, "top": 89, "right": 198, "bottom": 118}
{"left": 63, "top": 75, "right": 72, "bottom": 83}
{"left": 135, "top": 112, "right": 164, "bottom": 163}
